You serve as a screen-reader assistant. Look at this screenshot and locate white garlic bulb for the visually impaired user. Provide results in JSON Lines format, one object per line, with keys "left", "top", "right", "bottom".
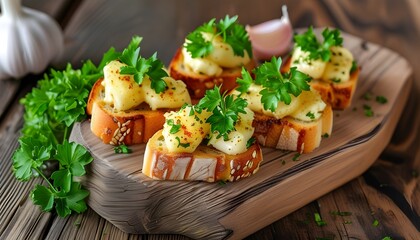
{"left": 246, "top": 5, "right": 293, "bottom": 61}
{"left": 0, "top": 0, "right": 64, "bottom": 80}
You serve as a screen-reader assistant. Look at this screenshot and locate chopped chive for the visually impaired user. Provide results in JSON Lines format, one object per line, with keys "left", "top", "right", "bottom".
{"left": 114, "top": 145, "right": 132, "bottom": 154}
{"left": 314, "top": 213, "right": 327, "bottom": 226}
{"left": 363, "top": 104, "right": 374, "bottom": 117}
{"left": 376, "top": 95, "right": 388, "bottom": 104}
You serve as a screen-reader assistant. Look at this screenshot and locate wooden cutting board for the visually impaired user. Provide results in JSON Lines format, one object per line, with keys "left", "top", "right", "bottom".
{"left": 69, "top": 31, "right": 412, "bottom": 240}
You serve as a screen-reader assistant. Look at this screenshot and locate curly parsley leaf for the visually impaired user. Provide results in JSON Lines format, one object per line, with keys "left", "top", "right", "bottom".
{"left": 185, "top": 29, "right": 214, "bottom": 58}
{"left": 294, "top": 26, "right": 343, "bottom": 62}
{"left": 197, "top": 86, "right": 247, "bottom": 139}
{"left": 12, "top": 38, "right": 121, "bottom": 217}
{"left": 185, "top": 15, "right": 252, "bottom": 58}
{"left": 119, "top": 36, "right": 168, "bottom": 93}
{"left": 237, "top": 57, "right": 311, "bottom": 112}
{"left": 236, "top": 67, "right": 253, "bottom": 94}
{"left": 31, "top": 185, "right": 54, "bottom": 212}
{"left": 12, "top": 137, "right": 52, "bottom": 181}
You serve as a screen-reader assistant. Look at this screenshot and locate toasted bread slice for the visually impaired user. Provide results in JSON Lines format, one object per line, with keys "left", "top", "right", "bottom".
{"left": 282, "top": 57, "right": 360, "bottom": 110}
{"left": 87, "top": 79, "right": 166, "bottom": 145}
{"left": 169, "top": 48, "right": 256, "bottom": 99}
{"left": 143, "top": 130, "right": 263, "bottom": 182}
{"left": 252, "top": 104, "right": 333, "bottom": 153}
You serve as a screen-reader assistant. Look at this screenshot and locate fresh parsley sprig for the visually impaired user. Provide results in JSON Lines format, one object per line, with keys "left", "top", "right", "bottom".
{"left": 12, "top": 40, "right": 122, "bottom": 217}
{"left": 294, "top": 26, "right": 343, "bottom": 62}
{"left": 118, "top": 36, "right": 168, "bottom": 93}
{"left": 197, "top": 86, "right": 248, "bottom": 140}
{"left": 236, "top": 57, "right": 312, "bottom": 112}
{"left": 185, "top": 15, "right": 252, "bottom": 59}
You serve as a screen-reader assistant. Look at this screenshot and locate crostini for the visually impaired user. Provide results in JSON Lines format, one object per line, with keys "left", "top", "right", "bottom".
{"left": 169, "top": 15, "right": 256, "bottom": 99}
{"left": 281, "top": 27, "right": 360, "bottom": 110}
{"left": 87, "top": 36, "right": 191, "bottom": 145}
{"left": 235, "top": 57, "right": 333, "bottom": 154}
{"left": 143, "top": 86, "right": 263, "bottom": 182}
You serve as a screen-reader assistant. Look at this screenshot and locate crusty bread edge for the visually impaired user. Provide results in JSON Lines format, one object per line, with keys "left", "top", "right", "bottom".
{"left": 252, "top": 104, "right": 333, "bottom": 153}
{"left": 87, "top": 79, "right": 166, "bottom": 145}
{"left": 143, "top": 130, "right": 263, "bottom": 182}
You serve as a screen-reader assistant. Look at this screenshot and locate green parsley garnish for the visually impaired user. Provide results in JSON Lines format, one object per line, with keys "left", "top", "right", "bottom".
{"left": 185, "top": 15, "right": 252, "bottom": 59}
{"left": 166, "top": 119, "right": 182, "bottom": 134}
{"left": 12, "top": 37, "right": 141, "bottom": 217}
{"left": 363, "top": 104, "right": 374, "bottom": 117}
{"left": 372, "top": 219, "right": 379, "bottom": 227}
{"left": 306, "top": 111, "right": 316, "bottom": 120}
{"left": 114, "top": 145, "right": 132, "bottom": 154}
{"left": 382, "top": 237, "right": 392, "bottom": 240}
{"left": 293, "top": 153, "right": 301, "bottom": 161}
{"left": 14, "top": 140, "right": 93, "bottom": 217}
{"left": 197, "top": 86, "right": 247, "bottom": 140}
{"left": 246, "top": 137, "right": 256, "bottom": 149}
{"left": 118, "top": 36, "right": 168, "bottom": 93}
{"left": 322, "top": 133, "right": 330, "bottom": 138}
{"left": 314, "top": 213, "right": 327, "bottom": 226}
{"left": 350, "top": 60, "right": 358, "bottom": 73}
{"left": 236, "top": 57, "right": 311, "bottom": 112}
{"left": 175, "top": 136, "right": 191, "bottom": 148}
{"left": 294, "top": 26, "right": 343, "bottom": 62}
{"left": 376, "top": 95, "right": 388, "bottom": 104}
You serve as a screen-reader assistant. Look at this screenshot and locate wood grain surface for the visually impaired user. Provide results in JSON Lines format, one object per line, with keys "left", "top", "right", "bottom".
{"left": 1, "top": 0, "right": 419, "bottom": 240}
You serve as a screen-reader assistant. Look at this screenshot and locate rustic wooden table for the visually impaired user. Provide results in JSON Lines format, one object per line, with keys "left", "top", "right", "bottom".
{"left": 1, "top": 0, "right": 419, "bottom": 239}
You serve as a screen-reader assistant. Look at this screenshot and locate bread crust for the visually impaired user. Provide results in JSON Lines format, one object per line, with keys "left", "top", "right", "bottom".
{"left": 143, "top": 130, "right": 263, "bottom": 182}
{"left": 169, "top": 48, "right": 256, "bottom": 99}
{"left": 87, "top": 79, "right": 167, "bottom": 145}
{"left": 252, "top": 104, "right": 333, "bottom": 153}
{"left": 281, "top": 57, "right": 360, "bottom": 110}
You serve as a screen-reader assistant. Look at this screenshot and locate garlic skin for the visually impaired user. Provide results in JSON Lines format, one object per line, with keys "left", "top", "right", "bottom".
{"left": 246, "top": 5, "right": 293, "bottom": 61}
{"left": 0, "top": 0, "right": 64, "bottom": 80}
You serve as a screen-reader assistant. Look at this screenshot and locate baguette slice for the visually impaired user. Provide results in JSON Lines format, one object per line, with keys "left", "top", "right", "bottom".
{"left": 87, "top": 78, "right": 166, "bottom": 145}
{"left": 252, "top": 104, "right": 333, "bottom": 153}
{"left": 169, "top": 48, "right": 256, "bottom": 99}
{"left": 143, "top": 130, "right": 263, "bottom": 182}
{"left": 282, "top": 57, "right": 360, "bottom": 110}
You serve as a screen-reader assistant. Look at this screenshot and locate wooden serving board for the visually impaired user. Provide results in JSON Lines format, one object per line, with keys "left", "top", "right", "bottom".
{"left": 69, "top": 32, "right": 412, "bottom": 240}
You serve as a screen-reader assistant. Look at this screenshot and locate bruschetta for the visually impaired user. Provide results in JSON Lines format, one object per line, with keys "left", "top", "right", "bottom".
{"left": 169, "top": 15, "right": 256, "bottom": 99}
{"left": 282, "top": 27, "right": 360, "bottom": 110}
{"left": 142, "top": 86, "right": 263, "bottom": 182}
{"left": 87, "top": 37, "right": 191, "bottom": 145}
{"left": 235, "top": 57, "right": 333, "bottom": 153}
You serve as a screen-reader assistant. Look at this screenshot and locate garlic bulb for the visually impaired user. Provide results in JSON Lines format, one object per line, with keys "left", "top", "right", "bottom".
{"left": 246, "top": 5, "right": 293, "bottom": 61}
{"left": 0, "top": 0, "right": 64, "bottom": 80}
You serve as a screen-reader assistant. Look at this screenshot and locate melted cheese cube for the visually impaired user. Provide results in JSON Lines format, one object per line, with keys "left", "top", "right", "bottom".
{"left": 162, "top": 106, "right": 211, "bottom": 153}
{"left": 209, "top": 108, "right": 254, "bottom": 155}
{"left": 205, "top": 33, "right": 251, "bottom": 68}
{"left": 289, "top": 90, "right": 326, "bottom": 121}
{"left": 291, "top": 47, "right": 326, "bottom": 79}
{"left": 182, "top": 32, "right": 251, "bottom": 76}
{"left": 102, "top": 60, "right": 144, "bottom": 111}
{"left": 182, "top": 48, "right": 222, "bottom": 76}
{"left": 143, "top": 76, "right": 191, "bottom": 110}
{"left": 241, "top": 84, "right": 300, "bottom": 119}
{"left": 322, "top": 46, "right": 354, "bottom": 83}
